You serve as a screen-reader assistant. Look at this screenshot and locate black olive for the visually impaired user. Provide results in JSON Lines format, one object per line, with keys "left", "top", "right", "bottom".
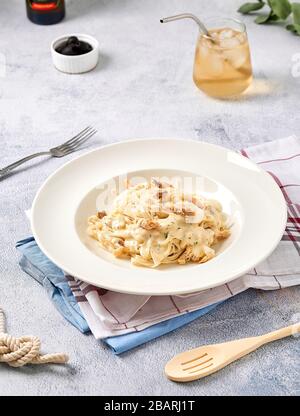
{"left": 80, "top": 42, "right": 93, "bottom": 53}
{"left": 62, "top": 44, "right": 75, "bottom": 55}
{"left": 67, "top": 36, "right": 80, "bottom": 46}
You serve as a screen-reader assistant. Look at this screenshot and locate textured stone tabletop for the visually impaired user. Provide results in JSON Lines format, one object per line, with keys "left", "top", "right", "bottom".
{"left": 0, "top": 0, "right": 299, "bottom": 396}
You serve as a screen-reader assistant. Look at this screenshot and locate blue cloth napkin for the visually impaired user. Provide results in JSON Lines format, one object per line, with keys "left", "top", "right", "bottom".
{"left": 16, "top": 237, "right": 221, "bottom": 354}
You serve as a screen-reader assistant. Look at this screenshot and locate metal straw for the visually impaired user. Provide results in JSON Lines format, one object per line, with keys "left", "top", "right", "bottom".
{"left": 160, "top": 13, "right": 210, "bottom": 37}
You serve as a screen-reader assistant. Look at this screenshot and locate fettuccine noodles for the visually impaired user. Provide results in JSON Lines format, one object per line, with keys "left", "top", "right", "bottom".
{"left": 87, "top": 180, "right": 230, "bottom": 268}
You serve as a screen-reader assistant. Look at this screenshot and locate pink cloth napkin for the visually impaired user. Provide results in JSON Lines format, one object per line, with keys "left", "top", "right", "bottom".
{"left": 67, "top": 136, "right": 300, "bottom": 339}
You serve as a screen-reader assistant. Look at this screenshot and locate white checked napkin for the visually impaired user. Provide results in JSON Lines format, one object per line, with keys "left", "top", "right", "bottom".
{"left": 63, "top": 135, "right": 300, "bottom": 339}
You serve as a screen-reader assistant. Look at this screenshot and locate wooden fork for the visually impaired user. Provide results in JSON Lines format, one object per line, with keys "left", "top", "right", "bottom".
{"left": 165, "top": 322, "right": 300, "bottom": 382}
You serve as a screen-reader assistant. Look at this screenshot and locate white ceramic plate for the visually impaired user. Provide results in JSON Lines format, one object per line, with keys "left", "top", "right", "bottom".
{"left": 31, "top": 139, "right": 287, "bottom": 295}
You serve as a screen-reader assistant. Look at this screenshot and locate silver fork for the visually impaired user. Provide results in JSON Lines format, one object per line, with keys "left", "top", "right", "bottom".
{"left": 0, "top": 126, "right": 97, "bottom": 179}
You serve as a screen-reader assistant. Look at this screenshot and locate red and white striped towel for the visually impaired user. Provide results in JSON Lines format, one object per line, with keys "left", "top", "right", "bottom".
{"left": 67, "top": 136, "right": 300, "bottom": 339}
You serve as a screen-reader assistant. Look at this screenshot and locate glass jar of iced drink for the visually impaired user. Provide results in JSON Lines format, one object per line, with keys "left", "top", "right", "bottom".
{"left": 193, "top": 18, "right": 253, "bottom": 98}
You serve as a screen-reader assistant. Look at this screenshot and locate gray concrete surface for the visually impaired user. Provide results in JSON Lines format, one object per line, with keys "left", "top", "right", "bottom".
{"left": 0, "top": 0, "right": 299, "bottom": 396}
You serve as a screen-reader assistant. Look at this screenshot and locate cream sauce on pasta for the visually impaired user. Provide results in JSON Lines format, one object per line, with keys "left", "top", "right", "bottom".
{"left": 87, "top": 181, "right": 230, "bottom": 267}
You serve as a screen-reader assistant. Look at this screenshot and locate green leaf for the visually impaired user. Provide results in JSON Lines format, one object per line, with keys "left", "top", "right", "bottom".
{"left": 255, "top": 12, "right": 273, "bottom": 22}
{"left": 286, "top": 22, "right": 300, "bottom": 33}
{"left": 268, "top": 0, "right": 292, "bottom": 19}
{"left": 238, "top": 2, "right": 265, "bottom": 13}
{"left": 292, "top": 3, "right": 300, "bottom": 24}
{"left": 293, "top": 23, "right": 300, "bottom": 33}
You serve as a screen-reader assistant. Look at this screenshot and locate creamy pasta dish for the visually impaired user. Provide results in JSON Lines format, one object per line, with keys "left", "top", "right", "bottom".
{"left": 87, "top": 180, "right": 230, "bottom": 268}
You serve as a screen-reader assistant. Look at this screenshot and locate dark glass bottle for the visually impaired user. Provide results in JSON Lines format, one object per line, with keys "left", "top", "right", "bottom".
{"left": 26, "top": 0, "right": 65, "bottom": 25}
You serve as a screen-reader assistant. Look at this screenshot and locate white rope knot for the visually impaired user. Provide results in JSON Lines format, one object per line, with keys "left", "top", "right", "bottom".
{"left": 0, "top": 308, "right": 68, "bottom": 367}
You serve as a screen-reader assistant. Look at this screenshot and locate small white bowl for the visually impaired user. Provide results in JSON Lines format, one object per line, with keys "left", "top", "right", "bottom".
{"left": 51, "top": 33, "right": 99, "bottom": 74}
